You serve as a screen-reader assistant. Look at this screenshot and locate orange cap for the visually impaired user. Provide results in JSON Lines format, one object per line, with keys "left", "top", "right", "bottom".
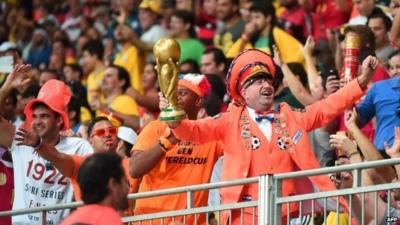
{"left": 24, "top": 79, "right": 71, "bottom": 131}
{"left": 226, "top": 49, "right": 276, "bottom": 103}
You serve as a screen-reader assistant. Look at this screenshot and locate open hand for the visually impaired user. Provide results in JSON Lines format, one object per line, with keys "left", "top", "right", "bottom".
{"left": 3, "top": 64, "right": 31, "bottom": 91}
{"left": 329, "top": 133, "right": 357, "bottom": 155}
{"left": 344, "top": 108, "right": 358, "bottom": 131}
{"left": 385, "top": 127, "right": 400, "bottom": 158}
{"left": 116, "top": 5, "right": 127, "bottom": 25}
{"left": 301, "top": 36, "right": 315, "bottom": 57}
{"left": 272, "top": 45, "right": 282, "bottom": 67}
{"left": 14, "top": 128, "right": 40, "bottom": 147}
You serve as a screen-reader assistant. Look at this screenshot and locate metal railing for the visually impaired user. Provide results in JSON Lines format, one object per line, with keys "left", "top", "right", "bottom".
{"left": 1, "top": 158, "right": 400, "bottom": 225}
{"left": 272, "top": 158, "right": 400, "bottom": 225}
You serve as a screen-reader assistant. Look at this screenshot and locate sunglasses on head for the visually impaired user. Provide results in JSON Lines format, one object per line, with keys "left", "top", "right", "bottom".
{"left": 91, "top": 127, "right": 118, "bottom": 138}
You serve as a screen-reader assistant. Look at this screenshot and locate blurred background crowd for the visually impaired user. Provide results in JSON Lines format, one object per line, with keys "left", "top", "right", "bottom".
{"left": 0, "top": 0, "right": 400, "bottom": 224}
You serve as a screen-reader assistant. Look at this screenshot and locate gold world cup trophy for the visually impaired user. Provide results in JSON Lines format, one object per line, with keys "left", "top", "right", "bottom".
{"left": 153, "top": 38, "right": 186, "bottom": 121}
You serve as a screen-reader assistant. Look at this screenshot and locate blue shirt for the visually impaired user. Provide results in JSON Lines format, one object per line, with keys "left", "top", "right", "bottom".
{"left": 357, "top": 76, "right": 400, "bottom": 150}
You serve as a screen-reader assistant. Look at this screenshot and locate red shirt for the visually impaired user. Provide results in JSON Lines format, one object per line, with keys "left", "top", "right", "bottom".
{"left": 280, "top": 5, "right": 309, "bottom": 42}
{"left": 0, "top": 158, "right": 13, "bottom": 225}
{"left": 196, "top": 11, "right": 217, "bottom": 47}
{"left": 311, "top": 0, "right": 351, "bottom": 40}
{"left": 372, "top": 65, "right": 390, "bottom": 83}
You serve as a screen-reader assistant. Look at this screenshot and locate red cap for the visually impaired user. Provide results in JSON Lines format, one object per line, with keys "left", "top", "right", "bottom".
{"left": 24, "top": 79, "right": 71, "bottom": 131}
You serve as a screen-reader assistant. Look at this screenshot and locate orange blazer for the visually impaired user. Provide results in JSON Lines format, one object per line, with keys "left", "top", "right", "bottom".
{"left": 172, "top": 80, "right": 365, "bottom": 220}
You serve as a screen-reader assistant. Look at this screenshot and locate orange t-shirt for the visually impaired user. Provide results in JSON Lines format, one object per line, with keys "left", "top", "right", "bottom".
{"left": 69, "top": 155, "right": 140, "bottom": 216}
{"left": 132, "top": 120, "right": 224, "bottom": 225}
{"left": 60, "top": 204, "right": 123, "bottom": 225}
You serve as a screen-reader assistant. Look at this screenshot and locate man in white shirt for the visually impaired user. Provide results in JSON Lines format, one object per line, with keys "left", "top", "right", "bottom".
{"left": 0, "top": 67, "right": 92, "bottom": 225}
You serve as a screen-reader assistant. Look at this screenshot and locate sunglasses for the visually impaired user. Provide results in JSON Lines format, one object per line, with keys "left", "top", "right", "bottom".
{"left": 91, "top": 127, "right": 118, "bottom": 138}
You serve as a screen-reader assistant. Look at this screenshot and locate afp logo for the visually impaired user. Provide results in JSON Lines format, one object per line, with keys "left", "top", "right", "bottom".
{"left": 386, "top": 217, "right": 399, "bottom": 222}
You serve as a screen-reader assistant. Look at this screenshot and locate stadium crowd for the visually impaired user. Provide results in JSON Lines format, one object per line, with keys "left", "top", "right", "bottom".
{"left": 0, "top": 0, "right": 400, "bottom": 224}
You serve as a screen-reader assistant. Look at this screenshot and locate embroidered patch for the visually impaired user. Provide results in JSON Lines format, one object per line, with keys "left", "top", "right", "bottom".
{"left": 292, "top": 130, "right": 303, "bottom": 144}
{"left": 241, "top": 130, "right": 251, "bottom": 138}
{"left": 251, "top": 136, "right": 261, "bottom": 150}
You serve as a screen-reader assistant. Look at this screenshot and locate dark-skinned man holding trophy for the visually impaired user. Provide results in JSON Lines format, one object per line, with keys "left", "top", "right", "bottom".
{"left": 129, "top": 38, "right": 223, "bottom": 225}
{"left": 159, "top": 45, "right": 379, "bottom": 223}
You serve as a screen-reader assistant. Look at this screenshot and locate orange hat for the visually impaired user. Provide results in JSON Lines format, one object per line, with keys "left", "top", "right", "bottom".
{"left": 178, "top": 74, "right": 211, "bottom": 97}
{"left": 24, "top": 79, "right": 71, "bottom": 131}
{"left": 226, "top": 49, "right": 276, "bottom": 103}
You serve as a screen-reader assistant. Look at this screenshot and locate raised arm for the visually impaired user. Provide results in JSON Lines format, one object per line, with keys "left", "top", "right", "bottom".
{"left": 159, "top": 92, "right": 227, "bottom": 144}
{"left": 301, "top": 37, "right": 320, "bottom": 95}
{"left": 14, "top": 128, "right": 76, "bottom": 177}
{"left": 131, "top": 35, "right": 154, "bottom": 53}
{"left": 0, "top": 64, "right": 31, "bottom": 114}
{"left": 273, "top": 45, "right": 320, "bottom": 106}
{"left": 300, "top": 56, "right": 378, "bottom": 131}
{"left": 346, "top": 109, "right": 396, "bottom": 183}
{"left": 126, "top": 87, "right": 159, "bottom": 112}
{"left": 130, "top": 124, "right": 179, "bottom": 178}
{"left": 111, "top": 111, "right": 140, "bottom": 131}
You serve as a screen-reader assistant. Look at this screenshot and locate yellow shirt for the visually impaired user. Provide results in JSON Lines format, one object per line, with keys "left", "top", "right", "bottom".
{"left": 114, "top": 46, "right": 145, "bottom": 94}
{"left": 80, "top": 106, "right": 93, "bottom": 124}
{"left": 86, "top": 69, "right": 105, "bottom": 103}
{"left": 101, "top": 94, "right": 139, "bottom": 127}
{"left": 110, "top": 95, "right": 139, "bottom": 116}
{"left": 323, "top": 212, "right": 349, "bottom": 225}
{"left": 226, "top": 27, "right": 305, "bottom": 66}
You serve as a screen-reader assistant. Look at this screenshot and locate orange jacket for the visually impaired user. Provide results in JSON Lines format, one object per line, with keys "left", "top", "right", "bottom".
{"left": 172, "top": 80, "right": 365, "bottom": 220}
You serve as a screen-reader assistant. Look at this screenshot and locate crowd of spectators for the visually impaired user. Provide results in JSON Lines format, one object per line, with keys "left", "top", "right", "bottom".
{"left": 0, "top": 0, "right": 399, "bottom": 224}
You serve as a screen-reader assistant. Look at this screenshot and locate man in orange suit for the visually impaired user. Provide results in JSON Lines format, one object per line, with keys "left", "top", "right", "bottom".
{"left": 161, "top": 49, "right": 379, "bottom": 223}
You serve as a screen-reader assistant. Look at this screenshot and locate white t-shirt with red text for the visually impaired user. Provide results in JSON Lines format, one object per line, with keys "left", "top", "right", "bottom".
{"left": 11, "top": 136, "right": 93, "bottom": 225}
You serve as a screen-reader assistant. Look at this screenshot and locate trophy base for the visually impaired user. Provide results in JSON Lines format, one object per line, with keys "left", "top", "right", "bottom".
{"left": 159, "top": 107, "right": 186, "bottom": 121}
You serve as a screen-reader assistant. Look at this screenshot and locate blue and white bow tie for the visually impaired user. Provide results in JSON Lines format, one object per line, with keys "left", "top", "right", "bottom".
{"left": 255, "top": 114, "right": 274, "bottom": 123}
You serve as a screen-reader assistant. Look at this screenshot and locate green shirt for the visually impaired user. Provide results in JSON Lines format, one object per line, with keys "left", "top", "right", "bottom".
{"left": 274, "top": 87, "right": 304, "bottom": 109}
{"left": 177, "top": 38, "right": 205, "bottom": 65}
{"left": 254, "top": 36, "right": 269, "bottom": 50}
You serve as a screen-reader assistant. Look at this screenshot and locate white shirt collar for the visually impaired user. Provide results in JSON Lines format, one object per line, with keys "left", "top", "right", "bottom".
{"left": 246, "top": 107, "right": 258, "bottom": 121}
